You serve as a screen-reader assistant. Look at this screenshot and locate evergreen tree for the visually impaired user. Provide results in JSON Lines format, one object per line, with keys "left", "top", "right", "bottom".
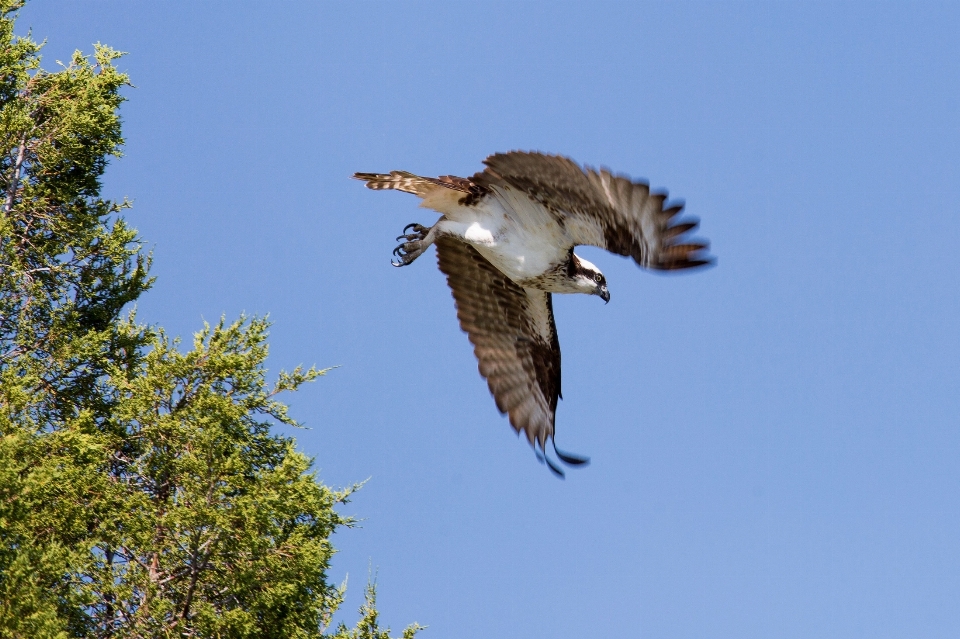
{"left": 0, "top": 2, "right": 419, "bottom": 637}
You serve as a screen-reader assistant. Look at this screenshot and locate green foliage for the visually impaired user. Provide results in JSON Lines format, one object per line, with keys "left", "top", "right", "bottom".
{"left": 0, "top": 2, "right": 419, "bottom": 637}
{"left": 326, "top": 580, "right": 424, "bottom": 639}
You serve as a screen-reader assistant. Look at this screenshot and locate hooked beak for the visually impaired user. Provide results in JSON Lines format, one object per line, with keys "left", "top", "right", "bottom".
{"left": 598, "top": 285, "right": 610, "bottom": 304}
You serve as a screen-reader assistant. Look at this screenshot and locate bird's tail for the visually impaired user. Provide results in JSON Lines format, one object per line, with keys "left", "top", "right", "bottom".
{"left": 352, "top": 170, "right": 435, "bottom": 196}
{"left": 353, "top": 171, "right": 479, "bottom": 200}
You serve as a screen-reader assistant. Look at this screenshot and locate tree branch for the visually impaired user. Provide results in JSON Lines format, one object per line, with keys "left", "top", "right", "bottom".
{"left": 4, "top": 134, "right": 26, "bottom": 215}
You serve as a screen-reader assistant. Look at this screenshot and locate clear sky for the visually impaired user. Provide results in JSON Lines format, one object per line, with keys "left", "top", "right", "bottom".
{"left": 21, "top": 2, "right": 960, "bottom": 637}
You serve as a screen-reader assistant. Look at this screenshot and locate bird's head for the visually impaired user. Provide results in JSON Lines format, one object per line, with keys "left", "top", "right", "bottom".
{"left": 572, "top": 254, "right": 610, "bottom": 303}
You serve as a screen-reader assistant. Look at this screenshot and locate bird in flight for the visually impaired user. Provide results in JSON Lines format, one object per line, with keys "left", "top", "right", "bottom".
{"left": 354, "top": 151, "right": 712, "bottom": 477}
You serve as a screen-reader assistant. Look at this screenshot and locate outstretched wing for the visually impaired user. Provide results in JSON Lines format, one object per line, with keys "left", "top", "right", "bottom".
{"left": 474, "top": 151, "right": 713, "bottom": 270}
{"left": 435, "top": 236, "right": 561, "bottom": 450}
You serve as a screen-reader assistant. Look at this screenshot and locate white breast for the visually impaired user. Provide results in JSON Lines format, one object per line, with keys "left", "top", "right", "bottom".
{"left": 446, "top": 187, "right": 571, "bottom": 282}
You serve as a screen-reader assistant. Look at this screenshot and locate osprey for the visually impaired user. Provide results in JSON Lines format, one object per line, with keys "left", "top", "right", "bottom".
{"left": 355, "top": 151, "right": 712, "bottom": 477}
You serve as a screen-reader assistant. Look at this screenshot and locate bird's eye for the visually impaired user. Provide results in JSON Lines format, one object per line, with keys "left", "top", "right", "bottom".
{"left": 595, "top": 273, "right": 603, "bottom": 283}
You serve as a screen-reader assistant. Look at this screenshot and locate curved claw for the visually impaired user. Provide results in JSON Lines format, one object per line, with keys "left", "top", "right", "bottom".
{"left": 403, "top": 222, "right": 420, "bottom": 234}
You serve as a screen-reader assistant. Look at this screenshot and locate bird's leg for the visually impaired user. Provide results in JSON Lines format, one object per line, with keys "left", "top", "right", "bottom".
{"left": 392, "top": 222, "right": 433, "bottom": 267}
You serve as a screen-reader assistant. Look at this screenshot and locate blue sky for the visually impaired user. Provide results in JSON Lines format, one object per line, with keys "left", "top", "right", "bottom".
{"left": 22, "top": 2, "right": 960, "bottom": 637}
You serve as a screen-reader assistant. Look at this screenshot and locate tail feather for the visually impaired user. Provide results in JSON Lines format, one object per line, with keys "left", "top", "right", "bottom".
{"left": 353, "top": 171, "right": 479, "bottom": 199}
{"left": 352, "top": 170, "right": 434, "bottom": 195}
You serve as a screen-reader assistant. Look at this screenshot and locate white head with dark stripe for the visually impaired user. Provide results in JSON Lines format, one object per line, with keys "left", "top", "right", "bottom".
{"left": 569, "top": 254, "right": 610, "bottom": 302}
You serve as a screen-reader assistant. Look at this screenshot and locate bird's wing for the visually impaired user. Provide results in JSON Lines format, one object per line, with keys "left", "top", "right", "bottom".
{"left": 474, "top": 151, "right": 713, "bottom": 270}
{"left": 435, "top": 236, "right": 561, "bottom": 450}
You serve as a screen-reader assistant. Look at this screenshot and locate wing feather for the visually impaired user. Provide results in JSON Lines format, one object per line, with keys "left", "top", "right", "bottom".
{"left": 435, "top": 237, "right": 561, "bottom": 449}
{"left": 475, "top": 151, "right": 713, "bottom": 270}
